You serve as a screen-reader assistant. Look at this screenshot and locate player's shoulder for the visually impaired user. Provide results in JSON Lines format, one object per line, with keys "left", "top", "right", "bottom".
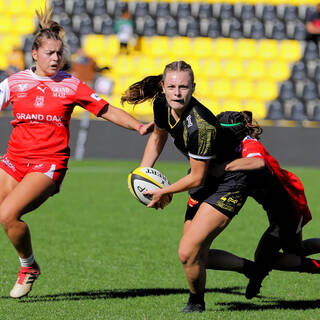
{"left": 243, "top": 136, "right": 259, "bottom": 143}
{"left": 191, "top": 97, "right": 219, "bottom": 127}
{"left": 242, "top": 136, "right": 264, "bottom": 150}
{"left": 8, "top": 69, "right": 32, "bottom": 81}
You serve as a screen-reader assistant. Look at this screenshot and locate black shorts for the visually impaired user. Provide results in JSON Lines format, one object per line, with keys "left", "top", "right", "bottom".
{"left": 185, "top": 171, "right": 248, "bottom": 221}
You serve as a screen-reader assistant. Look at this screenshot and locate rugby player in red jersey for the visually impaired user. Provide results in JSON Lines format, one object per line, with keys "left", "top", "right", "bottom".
{"left": 0, "top": 5, "right": 152, "bottom": 299}
{"left": 219, "top": 111, "right": 320, "bottom": 299}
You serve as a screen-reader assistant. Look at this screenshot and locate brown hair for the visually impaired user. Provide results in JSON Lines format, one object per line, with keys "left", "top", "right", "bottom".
{"left": 32, "top": 2, "right": 65, "bottom": 52}
{"left": 241, "top": 111, "right": 263, "bottom": 140}
{"left": 121, "top": 60, "right": 194, "bottom": 105}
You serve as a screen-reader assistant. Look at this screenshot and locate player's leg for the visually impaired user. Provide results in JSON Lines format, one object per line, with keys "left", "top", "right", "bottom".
{"left": 245, "top": 226, "right": 282, "bottom": 299}
{"left": 0, "top": 171, "right": 56, "bottom": 298}
{"left": 179, "top": 202, "right": 230, "bottom": 312}
{"left": 273, "top": 234, "right": 320, "bottom": 274}
{"left": 186, "top": 190, "right": 254, "bottom": 278}
{"left": 206, "top": 249, "right": 254, "bottom": 278}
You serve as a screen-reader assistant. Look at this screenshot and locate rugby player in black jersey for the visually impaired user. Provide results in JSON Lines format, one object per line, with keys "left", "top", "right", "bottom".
{"left": 121, "top": 61, "right": 252, "bottom": 313}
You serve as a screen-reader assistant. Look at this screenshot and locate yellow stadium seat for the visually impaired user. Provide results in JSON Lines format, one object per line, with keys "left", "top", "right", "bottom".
{"left": 253, "top": 80, "right": 278, "bottom": 101}
{"left": 257, "top": 39, "right": 279, "bottom": 61}
{"left": 192, "top": 37, "right": 215, "bottom": 58}
{"left": 200, "top": 59, "right": 222, "bottom": 79}
{"left": 83, "top": 35, "right": 108, "bottom": 59}
{"left": 195, "top": 97, "right": 220, "bottom": 115}
{"left": 210, "top": 79, "right": 232, "bottom": 99}
{"left": 131, "top": 101, "right": 153, "bottom": 118}
{"left": 236, "top": 39, "right": 258, "bottom": 60}
{"left": 29, "top": 0, "right": 46, "bottom": 12}
{"left": 0, "top": 54, "right": 8, "bottom": 69}
{"left": 112, "top": 75, "right": 139, "bottom": 98}
{"left": 0, "top": 35, "right": 22, "bottom": 54}
{"left": 214, "top": 38, "right": 236, "bottom": 60}
{"left": 224, "top": 59, "right": 244, "bottom": 79}
{"left": 170, "top": 37, "right": 192, "bottom": 59}
{"left": 232, "top": 80, "right": 254, "bottom": 100}
{"left": 242, "top": 99, "right": 267, "bottom": 120}
{"left": 195, "top": 78, "right": 211, "bottom": 97}
{"left": 184, "top": 57, "right": 201, "bottom": 78}
{"left": 6, "top": 0, "right": 29, "bottom": 14}
{"left": 135, "top": 56, "right": 158, "bottom": 77}
{"left": 220, "top": 99, "right": 243, "bottom": 112}
{"left": 245, "top": 60, "right": 266, "bottom": 80}
{"left": 144, "top": 36, "right": 170, "bottom": 57}
{"left": 267, "top": 61, "right": 291, "bottom": 82}
{"left": 278, "top": 40, "right": 302, "bottom": 62}
{"left": 0, "top": 14, "right": 12, "bottom": 34}
{"left": 12, "top": 15, "right": 36, "bottom": 35}
{"left": 102, "top": 35, "right": 120, "bottom": 58}
{"left": 112, "top": 56, "right": 135, "bottom": 76}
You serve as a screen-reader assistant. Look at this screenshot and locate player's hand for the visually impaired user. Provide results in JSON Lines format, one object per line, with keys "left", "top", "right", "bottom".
{"left": 143, "top": 189, "right": 172, "bottom": 209}
{"left": 138, "top": 121, "right": 154, "bottom": 135}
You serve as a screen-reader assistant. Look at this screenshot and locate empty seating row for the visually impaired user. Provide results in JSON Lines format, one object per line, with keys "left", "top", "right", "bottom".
{"left": 50, "top": 1, "right": 318, "bottom": 23}
{"left": 267, "top": 98, "right": 320, "bottom": 121}
{"left": 49, "top": 8, "right": 310, "bottom": 40}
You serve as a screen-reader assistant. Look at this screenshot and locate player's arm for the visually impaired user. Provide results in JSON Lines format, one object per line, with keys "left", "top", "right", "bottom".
{"left": 0, "top": 78, "right": 11, "bottom": 110}
{"left": 140, "top": 126, "right": 168, "bottom": 167}
{"left": 306, "top": 20, "right": 320, "bottom": 34}
{"left": 225, "top": 157, "right": 265, "bottom": 171}
{"left": 144, "top": 157, "right": 208, "bottom": 208}
{"left": 99, "top": 104, "right": 154, "bottom": 135}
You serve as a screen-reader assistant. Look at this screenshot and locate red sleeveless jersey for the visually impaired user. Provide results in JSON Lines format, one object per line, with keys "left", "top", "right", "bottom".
{"left": 241, "top": 137, "right": 312, "bottom": 226}
{"left": 0, "top": 69, "right": 107, "bottom": 162}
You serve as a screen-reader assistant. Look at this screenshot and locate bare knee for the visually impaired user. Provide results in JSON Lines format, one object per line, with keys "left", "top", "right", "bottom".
{"left": 178, "top": 239, "right": 200, "bottom": 266}
{"left": 0, "top": 205, "right": 19, "bottom": 231}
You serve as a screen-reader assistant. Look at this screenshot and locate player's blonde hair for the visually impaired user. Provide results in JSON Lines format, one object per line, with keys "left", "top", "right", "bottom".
{"left": 32, "top": 1, "right": 65, "bottom": 51}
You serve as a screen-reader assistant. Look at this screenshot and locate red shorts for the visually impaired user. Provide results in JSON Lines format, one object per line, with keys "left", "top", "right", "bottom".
{"left": 0, "top": 154, "right": 68, "bottom": 194}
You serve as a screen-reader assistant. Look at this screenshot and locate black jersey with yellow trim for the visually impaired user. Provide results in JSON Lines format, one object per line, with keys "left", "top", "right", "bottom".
{"left": 153, "top": 94, "right": 220, "bottom": 160}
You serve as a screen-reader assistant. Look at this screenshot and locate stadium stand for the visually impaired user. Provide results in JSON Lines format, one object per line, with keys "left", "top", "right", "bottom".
{"left": 0, "top": 0, "right": 320, "bottom": 124}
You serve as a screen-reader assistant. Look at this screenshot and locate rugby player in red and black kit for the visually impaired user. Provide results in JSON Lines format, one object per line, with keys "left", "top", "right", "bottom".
{"left": 219, "top": 111, "right": 320, "bottom": 299}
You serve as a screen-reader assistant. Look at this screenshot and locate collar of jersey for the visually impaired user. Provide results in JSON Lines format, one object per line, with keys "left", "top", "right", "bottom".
{"left": 168, "top": 107, "right": 181, "bottom": 129}
{"left": 167, "top": 100, "right": 194, "bottom": 129}
{"left": 29, "top": 67, "right": 59, "bottom": 81}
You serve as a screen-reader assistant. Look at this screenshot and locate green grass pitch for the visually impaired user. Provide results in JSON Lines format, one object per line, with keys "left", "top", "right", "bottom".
{"left": 0, "top": 160, "right": 320, "bottom": 320}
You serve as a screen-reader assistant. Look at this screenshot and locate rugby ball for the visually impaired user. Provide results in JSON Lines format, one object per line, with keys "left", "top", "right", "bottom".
{"left": 128, "top": 167, "right": 170, "bottom": 205}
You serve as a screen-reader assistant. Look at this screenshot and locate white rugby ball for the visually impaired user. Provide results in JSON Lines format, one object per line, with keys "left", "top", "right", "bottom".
{"left": 128, "top": 167, "right": 170, "bottom": 205}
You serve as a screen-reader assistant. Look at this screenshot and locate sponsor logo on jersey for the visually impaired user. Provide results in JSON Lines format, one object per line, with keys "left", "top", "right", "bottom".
{"left": 91, "top": 93, "right": 102, "bottom": 101}
{"left": 186, "top": 115, "right": 193, "bottom": 128}
{"left": 18, "top": 83, "right": 28, "bottom": 92}
{"left": 51, "top": 86, "right": 70, "bottom": 98}
{"left": 37, "top": 85, "right": 47, "bottom": 94}
{"left": 16, "top": 113, "right": 65, "bottom": 127}
{"left": 34, "top": 96, "right": 44, "bottom": 108}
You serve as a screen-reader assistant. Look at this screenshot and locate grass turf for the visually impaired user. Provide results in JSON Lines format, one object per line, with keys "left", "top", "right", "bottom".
{"left": 0, "top": 160, "right": 320, "bottom": 320}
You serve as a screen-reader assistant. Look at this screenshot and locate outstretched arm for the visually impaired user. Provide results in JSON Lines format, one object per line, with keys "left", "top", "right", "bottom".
{"left": 99, "top": 104, "right": 154, "bottom": 135}
{"left": 225, "top": 157, "right": 265, "bottom": 171}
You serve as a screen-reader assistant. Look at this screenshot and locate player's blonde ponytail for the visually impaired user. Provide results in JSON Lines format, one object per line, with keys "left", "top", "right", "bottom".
{"left": 32, "top": 1, "right": 65, "bottom": 51}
